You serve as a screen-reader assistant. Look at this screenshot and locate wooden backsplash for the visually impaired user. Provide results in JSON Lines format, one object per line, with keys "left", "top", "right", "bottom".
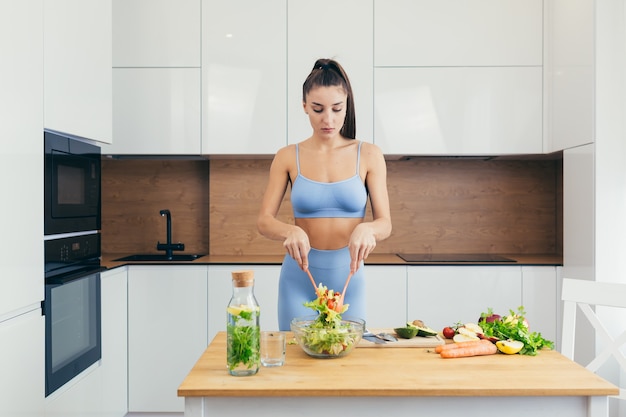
{"left": 101, "top": 157, "right": 563, "bottom": 256}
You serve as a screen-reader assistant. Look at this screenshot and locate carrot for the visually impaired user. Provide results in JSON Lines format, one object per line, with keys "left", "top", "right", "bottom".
{"left": 439, "top": 340, "right": 497, "bottom": 358}
{"left": 435, "top": 340, "right": 486, "bottom": 354}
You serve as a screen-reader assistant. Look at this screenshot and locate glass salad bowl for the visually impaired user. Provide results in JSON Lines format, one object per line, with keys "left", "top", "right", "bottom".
{"left": 290, "top": 315, "right": 365, "bottom": 359}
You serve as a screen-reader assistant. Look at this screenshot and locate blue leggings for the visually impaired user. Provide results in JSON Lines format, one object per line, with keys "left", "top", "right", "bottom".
{"left": 277, "top": 247, "right": 366, "bottom": 331}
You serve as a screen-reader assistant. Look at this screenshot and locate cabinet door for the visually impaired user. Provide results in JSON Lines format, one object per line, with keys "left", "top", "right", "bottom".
{"left": 407, "top": 266, "right": 522, "bottom": 331}
{"left": 288, "top": 0, "right": 373, "bottom": 145}
{"left": 100, "top": 267, "right": 128, "bottom": 416}
{"left": 374, "top": 67, "right": 543, "bottom": 155}
{"left": 128, "top": 265, "right": 207, "bottom": 412}
{"left": 202, "top": 0, "right": 286, "bottom": 154}
{"left": 0, "top": 311, "right": 44, "bottom": 417}
{"left": 113, "top": 0, "right": 201, "bottom": 67}
{"left": 521, "top": 266, "right": 558, "bottom": 347}
{"left": 208, "top": 265, "right": 280, "bottom": 341}
{"left": 365, "top": 266, "right": 407, "bottom": 328}
{"left": 563, "top": 145, "right": 594, "bottom": 279}
{"left": 44, "top": 0, "right": 112, "bottom": 143}
{"left": 374, "top": 0, "right": 542, "bottom": 67}
{"left": 544, "top": 0, "right": 594, "bottom": 151}
{"left": 109, "top": 68, "right": 201, "bottom": 154}
{"left": 0, "top": 0, "right": 44, "bottom": 318}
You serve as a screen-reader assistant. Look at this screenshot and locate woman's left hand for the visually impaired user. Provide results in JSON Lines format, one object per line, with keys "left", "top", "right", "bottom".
{"left": 348, "top": 223, "right": 377, "bottom": 273}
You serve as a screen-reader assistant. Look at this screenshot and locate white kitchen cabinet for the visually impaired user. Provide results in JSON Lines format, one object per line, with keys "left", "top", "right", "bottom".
{"left": 113, "top": 0, "right": 201, "bottom": 68}
{"left": 563, "top": 145, "right": 595, "bottom": 279}
{"left": 0, "top": 311, "right": 45, "bottom": 417}
{"left": 521, "top": 266, "right": 559, "bottom": 349}
{"left": 544, "top": 0, "right": 594, "bottom": 152}
{"left": 201, "top": 0, "right": 286, "bottom": 154}
{"left": 364, "top": 266, "right": 407, "bottom": 328}
{"left": 208, "top": 265, "right": 281, "bottom": 341}
{"left": 44, "top": 0, "right": 112, "bottom": 144}
{"left": 407, "top": 266, "right": 522, "bottom": 331}
{"left": 100, "top": 267, "right": 128, "bottom": 417}
{"left": 287, "top": 0, "right": 374, "bottom": 145}
{"left": 0, "top": 0, "right": 44, "bottom": 319}
{"left": 374, "top": 66, "right": 543, "bottom": 155}
{"left": 108, "top": 68, "right": 201, "bottom": 155}
{"left": 374, "top": 0, "right": 543, "bottom": 67}
{"left": 45, "top": 364, "right": 102, "bottom": 417}
{"left": 127, "top": 265, "right": 208, "bottom": 412}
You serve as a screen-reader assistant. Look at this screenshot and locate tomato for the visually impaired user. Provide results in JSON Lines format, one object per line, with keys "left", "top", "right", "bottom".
{"left": 442, "top": 326, "right": 456, "bottom": 339}
{"left": 327, "top": 299, "right": 336, "bottom": 310}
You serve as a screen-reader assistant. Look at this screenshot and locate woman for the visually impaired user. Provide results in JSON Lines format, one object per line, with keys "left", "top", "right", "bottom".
{"left": 257, "top": 58, "right": 392, "bottom": 330}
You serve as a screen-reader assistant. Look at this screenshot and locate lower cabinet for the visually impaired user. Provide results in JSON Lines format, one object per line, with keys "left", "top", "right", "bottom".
{"left": 407, "top": 266, "right": 523, "bottom": 331}
{"left": 0, "top": 310, "right": 44, "bottom": 417}
{"left": 100, "top": 267, "right": 128, "bottom": 417}
{"left": 407, "top": 265, "right": 559, "bottom": 345}
{"left": 127, "top": 265, "right": 208, "bottom": 413}
{"left": 521, "top": 266, "right": 560, "bottom": 349}
{"left": 364, "top": 265, "right": 407, "bottom": 328}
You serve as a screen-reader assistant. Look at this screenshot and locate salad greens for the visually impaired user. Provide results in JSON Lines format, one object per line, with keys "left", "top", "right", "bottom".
{"left": 478, "top": 306, "right": 554, "bottom": 356}
{"left": 227, "top": 305, "right": 260, "bottom": 371}
{"left": 299, "top": 284, "right": 358, "bottom": 355}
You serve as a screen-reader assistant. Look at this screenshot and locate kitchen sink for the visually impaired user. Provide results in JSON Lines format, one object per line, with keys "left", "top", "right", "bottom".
{"left": 113, "top": 254, "right": 205, "bottom": 262}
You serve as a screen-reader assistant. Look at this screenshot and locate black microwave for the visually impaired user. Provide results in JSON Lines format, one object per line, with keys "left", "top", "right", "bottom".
{"left": 44, "top": 131, "right": 101, "bottom": 235}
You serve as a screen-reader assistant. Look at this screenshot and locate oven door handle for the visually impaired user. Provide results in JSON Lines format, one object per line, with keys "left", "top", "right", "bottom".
{"left": 46, "top": 266, "right": 107, "bottom": 285}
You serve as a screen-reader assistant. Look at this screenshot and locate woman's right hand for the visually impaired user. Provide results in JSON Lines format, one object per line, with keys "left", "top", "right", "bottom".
{"left": 283, "top": 226, "right": 311, "bottom": 271}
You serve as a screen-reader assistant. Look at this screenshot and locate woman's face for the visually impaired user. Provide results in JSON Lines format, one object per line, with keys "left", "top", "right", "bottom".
{"left": 303, "top": 85, "right": 347, "bottom": 139}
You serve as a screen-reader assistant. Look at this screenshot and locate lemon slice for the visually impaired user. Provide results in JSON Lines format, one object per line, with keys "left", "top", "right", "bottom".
{"left": 496, "top": 339, "right": 524, "bottom": 354}
{"left": 227, "top": 305, "right": 259, "bottom": 316}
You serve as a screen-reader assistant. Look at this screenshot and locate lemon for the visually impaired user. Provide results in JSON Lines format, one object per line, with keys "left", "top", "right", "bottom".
{"left": 496, "top": 339, "right": 524, "bottom": 354}
{"left": 227, "top": 305, "right": 259, "bottom": 316}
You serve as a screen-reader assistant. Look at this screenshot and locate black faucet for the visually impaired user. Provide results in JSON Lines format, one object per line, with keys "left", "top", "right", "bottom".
{"left": 156, "top": 209, "right": 185, "bottom": 259}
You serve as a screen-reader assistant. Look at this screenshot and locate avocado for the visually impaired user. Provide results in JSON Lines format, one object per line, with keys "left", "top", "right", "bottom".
{"left": 394, "top": 327, "right": 418, "bottom": 339}
{"left": 407, "top": 321, "right": 438, "bottom": 337}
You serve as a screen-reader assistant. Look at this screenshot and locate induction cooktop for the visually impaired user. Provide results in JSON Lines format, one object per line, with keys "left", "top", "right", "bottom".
{"left": 396, "top": 253, "right": 516, "bottom": 263}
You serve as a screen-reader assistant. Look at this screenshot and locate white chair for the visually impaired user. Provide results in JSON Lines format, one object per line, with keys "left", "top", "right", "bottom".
{"left": 561, "top": 277, "right": 626, "bottom": 405}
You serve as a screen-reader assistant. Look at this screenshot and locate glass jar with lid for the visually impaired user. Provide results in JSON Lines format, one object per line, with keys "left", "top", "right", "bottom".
{"left": 226, "top": 270, "right": 260, "bottom": 376}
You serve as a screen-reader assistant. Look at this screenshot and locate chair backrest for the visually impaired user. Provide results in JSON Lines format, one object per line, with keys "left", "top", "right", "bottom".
{"left": 561, "top": 278, "right": 626, "bottom": 402}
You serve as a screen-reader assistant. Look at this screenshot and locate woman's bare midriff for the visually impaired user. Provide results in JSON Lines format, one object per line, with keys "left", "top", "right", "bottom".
{"left": 295, "top": 217, "right": 363, "bottom": 250}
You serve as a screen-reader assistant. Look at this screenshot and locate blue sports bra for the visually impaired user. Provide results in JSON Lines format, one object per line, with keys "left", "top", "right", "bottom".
{"left": 291, "top": 142, "right": 367, "bottom": 219}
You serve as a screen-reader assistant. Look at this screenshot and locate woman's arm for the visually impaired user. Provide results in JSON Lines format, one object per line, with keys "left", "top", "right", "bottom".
{"left": 348, "top": 142, "right": 392, "bottom": 271}
{"left": 257, "top": 146, "right": 311, "bottom": 269}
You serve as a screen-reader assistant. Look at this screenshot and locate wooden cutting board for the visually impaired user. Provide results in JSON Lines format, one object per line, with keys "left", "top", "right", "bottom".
{"left": 358, "top": 328, "right": 445, "bottom": 348}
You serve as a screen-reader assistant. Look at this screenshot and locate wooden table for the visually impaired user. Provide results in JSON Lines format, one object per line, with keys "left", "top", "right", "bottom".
{"left": 178, "top": 332, "right": 618, "bottom": 417}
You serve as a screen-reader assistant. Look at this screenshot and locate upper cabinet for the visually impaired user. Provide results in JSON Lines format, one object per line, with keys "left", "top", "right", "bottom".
{"left": 374, "top": 66, "right": 543, "bottom": 155}
{"left": 44, "top": 0, "right": 112, "bottom": 144}
{"left": 543, "top": 0, "right": 594, "bottom": 152}
{"left": 109, "top": 67, "right": 202, "bottom": 155}
{"left": 1, "top": 0, "right": 44, "bottom": 319}
{"left": 373, "top": 0, "right": 543, "bottom": 155}
{"left": 109, "top": 0, "right": 551, "bottom": 156}
{"left": 288, "top": 0, "right": 374, "bottom": 145}
{"left": 374, "top": 0, "right": 543, "bottom": 67}
{"left": 112, "top": 0, "right": 201, "bottom": 67}
{"left": 109, "top": 0, "right": 201, "bottom": 155}
{"left": 201, "top": 0, "right": 286, "bottom": 155}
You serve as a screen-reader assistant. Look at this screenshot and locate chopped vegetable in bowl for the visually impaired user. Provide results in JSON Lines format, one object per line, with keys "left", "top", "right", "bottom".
{"left": 291, "top": 283, "right": 364, "bottom": 358}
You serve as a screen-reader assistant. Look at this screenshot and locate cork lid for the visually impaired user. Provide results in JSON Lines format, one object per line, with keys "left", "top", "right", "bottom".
{"left": 231, "top": 270, "right": 254, "bottom": 287}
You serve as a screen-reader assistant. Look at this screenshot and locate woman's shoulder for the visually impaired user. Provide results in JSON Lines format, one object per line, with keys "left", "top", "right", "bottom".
{"left": 271, "top": 143, "right": 297, "bottom": 166}
{"left": 357, "top": 140, "right": 384, "bottom": 158}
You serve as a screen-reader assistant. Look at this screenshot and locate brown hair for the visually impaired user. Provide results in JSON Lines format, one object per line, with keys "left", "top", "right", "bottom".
{"left": 302, "top": 58, "right": 356, "bottom": 139}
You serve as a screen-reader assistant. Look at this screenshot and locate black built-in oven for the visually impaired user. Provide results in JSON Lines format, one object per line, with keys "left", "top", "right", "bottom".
{"left": 44, "top": 130, "right": 101, "bottom": 235}
{"left": 43, "top": 233, "right": 104, "bottom": 397}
